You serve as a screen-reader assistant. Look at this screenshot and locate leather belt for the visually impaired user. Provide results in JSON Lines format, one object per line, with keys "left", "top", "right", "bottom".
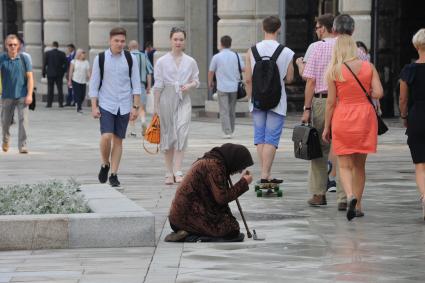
{"left": 314, "top": 92, "right": 328, "bottom": 98}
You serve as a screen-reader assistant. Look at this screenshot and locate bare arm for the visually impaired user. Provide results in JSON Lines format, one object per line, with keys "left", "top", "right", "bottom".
{"left": 208, "top": 70, "right": 215, "bottom": 90}
{"left": 244, "top": 48, "right": 252, "bottom": 100}
{"left": 370, "top": 64, "right": 384, "bottom": 99}
{"left": 301, "top": 78, "right": 315, "bottom": 123}
{"left": 24, "top": 72, "right": 34, "bottom": 105}
{"left": 68, "top": 62, "right": 74, "bottom": 86}
{"left": 399, "top": 80, "right": 409, "bottom": 127}
{"left": 295, "top": 57, "right": 306, "bottom": 79}
{"left": 285, "top": 59, "right": 294, "bottom": 83}
{"left": 323, "top": 78, "right": 337, "bottom": 143}
{"left": 146, "top": 74, "right": 152, "bottom": 92}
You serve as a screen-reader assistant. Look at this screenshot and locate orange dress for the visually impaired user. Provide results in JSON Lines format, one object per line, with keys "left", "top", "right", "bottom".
{"left": 332, "top": 62, "right": 378, "bottom": 155}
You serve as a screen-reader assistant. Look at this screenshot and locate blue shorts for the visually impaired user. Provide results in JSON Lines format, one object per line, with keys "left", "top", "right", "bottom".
{"left": 252, "top": 108, "right": 285, "bottom": 148}
{"left": 140, "top": 84, "right": 147, "bottom": 106}
{"left": 99, "top": 107, "right": 130, "bottom": 139}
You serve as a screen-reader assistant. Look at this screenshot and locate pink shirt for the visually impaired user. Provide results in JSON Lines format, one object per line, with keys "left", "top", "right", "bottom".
{"left": 303, "top": 37, "right": 369, "bottom": 93}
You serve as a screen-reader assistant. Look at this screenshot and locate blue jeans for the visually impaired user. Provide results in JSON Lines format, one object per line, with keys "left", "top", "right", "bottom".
{"left": 252, "top": 108, "right": 285, "bottom": 148}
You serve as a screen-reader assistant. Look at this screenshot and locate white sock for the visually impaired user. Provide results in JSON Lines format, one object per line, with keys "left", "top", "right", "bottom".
{"left": 329, "top": 175, "right": 335, "bottom": 182}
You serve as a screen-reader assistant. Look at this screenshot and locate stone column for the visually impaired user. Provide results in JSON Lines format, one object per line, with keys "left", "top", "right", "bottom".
{"left": 88, "top": 0, "right": 138, "bottom": 63}
{"left": 22, "top": 0, "right": 43, "bottom": 83}
{"left": 339, "top": 0, "right": 372, "bottom": 47}
{"left": 184, "top": 0, "right": 208, "bottom": 106}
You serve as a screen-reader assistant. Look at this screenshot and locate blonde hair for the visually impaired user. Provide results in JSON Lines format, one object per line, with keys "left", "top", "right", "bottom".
{"left": 412, "top": 28, "right": 425, "bottom": 50}
{"left": 75, "top": 48, "right": 85, "bottom": 60}
{"left": 326, "top": 35, "right": 358, "bottom": 82}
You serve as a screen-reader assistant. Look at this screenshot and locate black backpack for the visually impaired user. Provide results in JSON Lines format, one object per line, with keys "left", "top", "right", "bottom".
{"left": 251, "top": 44, "right": 284, "bottom": 110}
{"left": 98, "top": 50, "right": 133, "bottom": 90}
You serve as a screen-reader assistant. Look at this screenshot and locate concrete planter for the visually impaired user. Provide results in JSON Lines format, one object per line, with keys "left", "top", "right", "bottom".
{"left": 0, "top": 184, "right": 155, "bottom": 250}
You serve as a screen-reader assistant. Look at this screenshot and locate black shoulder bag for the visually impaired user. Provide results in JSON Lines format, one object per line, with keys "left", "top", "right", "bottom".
{"left": 343, "top": 62, "right": 388, "bottom": 135}
{"left": 235, "top": 51, "right": 246, "bottom": 99}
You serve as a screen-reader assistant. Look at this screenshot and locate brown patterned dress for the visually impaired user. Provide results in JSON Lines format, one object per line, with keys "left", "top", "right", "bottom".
{"left": 168, "top": 158, "right": 249, "bottom": 237}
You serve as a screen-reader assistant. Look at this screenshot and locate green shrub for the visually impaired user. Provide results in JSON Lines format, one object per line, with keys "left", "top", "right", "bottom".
{"left": 0, "top": 179, "right": 91, "bottom": 215}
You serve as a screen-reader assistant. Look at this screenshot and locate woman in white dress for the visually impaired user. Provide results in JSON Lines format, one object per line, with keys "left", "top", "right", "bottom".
{"left": 153, "top": 27, "right": 200, "bottom": 185}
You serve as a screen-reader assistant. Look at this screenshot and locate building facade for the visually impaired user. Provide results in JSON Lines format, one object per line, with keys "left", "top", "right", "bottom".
{"left": 1, "top": 0, "right": 423, "bottom": 116}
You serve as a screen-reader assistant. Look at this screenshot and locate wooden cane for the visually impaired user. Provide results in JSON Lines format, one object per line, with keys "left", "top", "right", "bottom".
{"left": 228, "top": 177, "right": 252, "bottom": 238}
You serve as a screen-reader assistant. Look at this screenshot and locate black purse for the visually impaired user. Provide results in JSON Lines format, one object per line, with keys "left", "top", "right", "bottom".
{"left": 29, "top": 88, "right": 36, "bottom": 111}
{"left": 235, "top": 52, "right": 246, "bottom": 99}
{"left": 344, "top": 62, "right": 388, "bottom": 135}
{"left": 291, "top": 123, "right": 323, "bottom": 160}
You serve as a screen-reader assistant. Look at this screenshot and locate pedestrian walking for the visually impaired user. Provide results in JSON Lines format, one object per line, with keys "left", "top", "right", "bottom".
{"left": 208, "top": 35, "right": 244, "bottom": 138}
{"left": 0, "top": 34, "right": 34, "bottom": 153}
{"left": 68, "top": 48, "right": 90, "bottom": 113}
{"left": 302, "top": 14, "right": 369, "bottom": 210}
{"left": 153, "top": 27, "right": 200, "bottom": 185}
{"left": 295, "top": 14, "right": 338, "bottom": 193}
{"left": 128, "top": 40, "right": 153, "bottom": 137}
{"left": 165, "top": 143, "right": 253, "bottom": 242}
{"left": 43, "top": 41, "right": 67, "bottom": 108}
{"left": 399, "top": 28, "right": 425, "bottom": 220}
{"left": 88, "top": 27, "right": 142, "bottom": 187}
{"left": 65, "top": 43, "right": 76, "bottom": 106}
{"left": 244, "top": 16, "right": 294, "bottom": 184}
{"left": 322, "top": 35, "right": 383, "bottom": 221}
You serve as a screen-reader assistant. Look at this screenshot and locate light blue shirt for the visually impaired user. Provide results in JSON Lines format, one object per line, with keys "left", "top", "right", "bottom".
{"left": 130, "top": 50, "right": 153, "bottom": 84}
{"left": 89, "top": 49, "right": 141, "bottom": 115}
{"left": 209, "top": 48, "right": 244, "bottom": 93}
{"left": 0, "top": 52, "right": 32, "bottom": 99}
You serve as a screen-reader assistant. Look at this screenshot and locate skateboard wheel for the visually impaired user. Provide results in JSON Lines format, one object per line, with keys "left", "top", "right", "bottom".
{"left": 255, "top": 185, "right": 260, "bottom": 191}
{"left": 277, "top": 190, "right": 283, "bottom": 197}
{"left": 273, "top": 187, "right": 279, "bottom": 192}
{"left": 256, "top": 190, "right": 263, "bottom": 197}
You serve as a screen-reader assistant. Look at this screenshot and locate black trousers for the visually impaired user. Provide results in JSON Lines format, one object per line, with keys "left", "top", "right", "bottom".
{"left": 47, "top": 76, "right": 64, "bottom": 106}
{"left": 72, "top": 81, "right": 86, "bottom": 111}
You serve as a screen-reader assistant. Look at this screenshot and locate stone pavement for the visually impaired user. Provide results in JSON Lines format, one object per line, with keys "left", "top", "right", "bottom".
{"left": 1, "top": 106, "right": 424, "bottom": 283}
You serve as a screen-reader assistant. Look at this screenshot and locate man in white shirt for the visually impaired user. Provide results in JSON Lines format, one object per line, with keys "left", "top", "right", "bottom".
{"left": 89, "top": 27, "right": 141, "bottom": 187}
{"left": 245, "top": 16, "right": 294, "bottom": 184}
{"left": 208, "top": 36, "right": 244, "bottom": 138}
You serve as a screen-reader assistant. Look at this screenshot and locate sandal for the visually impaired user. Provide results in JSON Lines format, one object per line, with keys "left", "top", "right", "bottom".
{"left": 175, "top": 171, "right": 184, "bottom": 183}
{"left": 165, "top": 174, "right": 174, "bottom": 185}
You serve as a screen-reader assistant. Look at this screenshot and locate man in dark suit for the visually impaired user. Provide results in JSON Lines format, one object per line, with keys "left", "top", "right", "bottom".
{"left": 43, "top": 41, "right": 67, "bottom": 107}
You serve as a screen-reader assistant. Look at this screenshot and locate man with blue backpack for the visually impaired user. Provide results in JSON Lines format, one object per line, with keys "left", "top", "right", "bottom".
{"left": 245, "top": 16, "right": 294, "bottom": 184}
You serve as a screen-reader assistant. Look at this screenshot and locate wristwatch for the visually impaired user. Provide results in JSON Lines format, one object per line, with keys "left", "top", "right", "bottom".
{"left": 132, "top": 105, "right": 140, "bottom": 110}
{"left": 303, "top": 106, "right": 311, "bottom": 111}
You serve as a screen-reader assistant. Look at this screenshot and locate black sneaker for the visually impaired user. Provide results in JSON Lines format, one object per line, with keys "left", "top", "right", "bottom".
{"left": 98, "top": 163, "right": 110, "bottom": 183}
{"left": 327, "top": 179, "right": 336, "bottom": 192}
{"left": 109, "top": 174, "right": 120, "bottom": 187}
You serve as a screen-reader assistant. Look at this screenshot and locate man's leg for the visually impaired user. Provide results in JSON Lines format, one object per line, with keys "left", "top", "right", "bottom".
{"left": 1, "top": 99, "right": 16, "bottom": 151}
{"left": 47, "top": 78, "right": 54, "bottom": 107}
{"left": 100, "top": 133, "right": 113, "bottom": 165}
{"left": 228, "top": 92, "right": 237, "bottom": 134}
{"left": 252, "top": 109, "right": 266, "bottom": 178}
{"left": 56, "top": 76, "right": 64, "bottom": 107}
{"left": 17, "top": 98, "right": 29, "bottom": 152}
{"left": 218, "top": 91, "right": 232, "bottom": 135}
{"left": 308, "top": 98, "right": 328, "bottom": 204}
{"left": 262, "top": 111, "right": 285, "bottom": 180}
{"left": 110, "top": 135, "right": 123, "bottom": 174}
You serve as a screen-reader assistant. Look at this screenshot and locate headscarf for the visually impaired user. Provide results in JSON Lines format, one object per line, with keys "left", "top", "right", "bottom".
{"left": 201, "top": 143, "right": 254, "bottom": 176}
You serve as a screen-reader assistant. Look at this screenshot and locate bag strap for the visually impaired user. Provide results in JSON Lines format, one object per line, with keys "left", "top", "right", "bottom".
{"left": 270, "top": 44, "right": 284, "bottom": 62}
{"left": 251, "top": 46, "right": 262, "bottom": 62}
{"left": 98, "top": 51, "right": 105, "bottom": 90}
{"left": 234, "top": 51, "right": 243, "bottom": 81}
{"left": 19, "top": 54, "right": 28, "bottom": 82}
{"left": 343, "top": 62, "right": 376, "bottom": 110}
{"left": 124, "top": 50, "right": 133, "bottom": 89}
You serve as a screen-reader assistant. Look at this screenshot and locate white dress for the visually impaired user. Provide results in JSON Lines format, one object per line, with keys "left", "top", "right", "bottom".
{"left": 153, "top": 52, "right": 200, "bottom": 152}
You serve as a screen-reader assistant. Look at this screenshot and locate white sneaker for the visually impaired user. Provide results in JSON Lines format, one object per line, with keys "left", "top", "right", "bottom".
{"left": 222, "top": 134, "right": 232, "bottom": 139}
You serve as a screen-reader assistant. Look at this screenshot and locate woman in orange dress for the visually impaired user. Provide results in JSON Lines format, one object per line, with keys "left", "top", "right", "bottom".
{"left": 322, "top": 35, "right": 383, "bottom": 221}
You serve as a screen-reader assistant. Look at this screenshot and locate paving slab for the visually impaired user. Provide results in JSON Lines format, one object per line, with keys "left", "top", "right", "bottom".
{"left": 1, "top": 107, "right": 424, "bottom": 282}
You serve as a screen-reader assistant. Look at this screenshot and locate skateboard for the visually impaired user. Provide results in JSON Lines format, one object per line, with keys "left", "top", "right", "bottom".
{"left": 254, "top": 180, "right": 283, "bottom": 197}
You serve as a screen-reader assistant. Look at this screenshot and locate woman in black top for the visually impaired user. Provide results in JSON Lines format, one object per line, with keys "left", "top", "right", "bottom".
{"left": 399, "top": 28, "right": 425, "bottom": 221}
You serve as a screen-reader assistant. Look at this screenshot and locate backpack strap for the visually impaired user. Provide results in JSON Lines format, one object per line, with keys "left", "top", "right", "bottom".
{"left": 98, "top": 51, "right": 105, "bottom": 90}
{"left": 251, "top": 45, "right": 262, "bottom": 62}
{"left": 270, "top": 44, "right": 285, "bottom": 62}
{"left": 124, "top": 50, "right": 133, "bottom": 89}
{"left": 19, "top": 54, "right": 28, "bottom": 82}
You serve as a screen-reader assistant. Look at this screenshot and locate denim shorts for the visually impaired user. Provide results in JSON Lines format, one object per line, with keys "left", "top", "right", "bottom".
{"left": 252, "top": 108, "right": 285, "bottom": 148}
{"left": 99, "top": 107, "right": 130, "bottom": 139}
{"left": 140, "top": 83, "right": 147, "bottom": 106}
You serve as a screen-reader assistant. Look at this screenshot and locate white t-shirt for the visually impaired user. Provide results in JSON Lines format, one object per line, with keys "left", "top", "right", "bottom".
{"left": 249, "top": 40, "right": 294, "bottom": 116}
{"left": 71, "top": 59, "right": 90, "bottom": 84}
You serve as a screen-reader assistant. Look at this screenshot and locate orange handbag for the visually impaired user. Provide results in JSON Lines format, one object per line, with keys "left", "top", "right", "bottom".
{"left": 143, "top": 114, "right": 160, "bottom": 154}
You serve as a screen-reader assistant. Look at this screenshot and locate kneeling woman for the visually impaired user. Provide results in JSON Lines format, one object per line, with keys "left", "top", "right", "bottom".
{"left": 166, "top": 143, "right": 254, "bottom": 242}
